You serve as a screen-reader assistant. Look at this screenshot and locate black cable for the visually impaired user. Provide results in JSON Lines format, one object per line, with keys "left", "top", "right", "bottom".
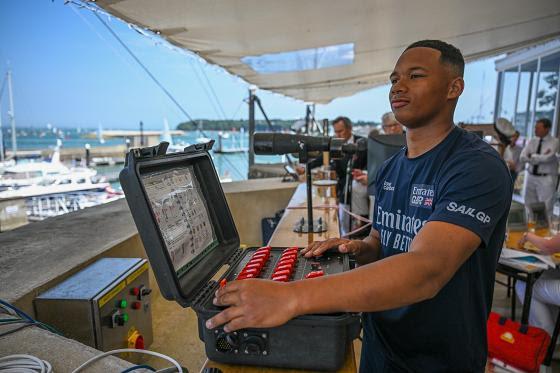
{"left": 91, "top": 11, "right": 199, "bottom": 131}
{"left": 188, "top": 61, "right": 223, "bottom": 121}
{"left": 74, "top": 2, "right": 244, "bottom": 178}
{"left": 196, "top": 63, "right": 228, "bottom": 120}
{"left": 215, "top": 154, "right": 244, "bottom": 180}
{"left": 0, "top": 322, "right": 34, "bottom": 339}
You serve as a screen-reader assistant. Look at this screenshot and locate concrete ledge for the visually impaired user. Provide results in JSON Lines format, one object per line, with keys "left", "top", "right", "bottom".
{"left": 0, "top": 326, "right": 132, "bottom": 372}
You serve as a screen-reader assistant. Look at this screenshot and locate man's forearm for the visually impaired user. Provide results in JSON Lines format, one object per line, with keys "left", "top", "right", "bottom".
{"left": 291, "top": 250, "right": 442, "bottom": 315}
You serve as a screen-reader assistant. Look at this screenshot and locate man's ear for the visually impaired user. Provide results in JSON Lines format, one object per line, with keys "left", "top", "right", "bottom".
{"left": 448, "top": 77, "right": 464, "bottom": 100}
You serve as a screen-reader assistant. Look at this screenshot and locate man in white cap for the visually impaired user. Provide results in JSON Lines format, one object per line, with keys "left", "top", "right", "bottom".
{"left": 520, "top": 118, "right": 559, "bottom": 218}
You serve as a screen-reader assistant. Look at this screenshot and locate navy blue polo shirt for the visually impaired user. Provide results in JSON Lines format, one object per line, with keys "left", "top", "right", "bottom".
{"left": 362, "top": 126, "right": 512, "bottom": 372}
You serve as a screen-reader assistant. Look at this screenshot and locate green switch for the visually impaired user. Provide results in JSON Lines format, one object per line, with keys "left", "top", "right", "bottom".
{"left": 119, "top": 299, "right": 128, "bottom": 309}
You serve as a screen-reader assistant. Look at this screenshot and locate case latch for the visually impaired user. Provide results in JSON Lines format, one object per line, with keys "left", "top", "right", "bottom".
{"left": 125, "top": 142, "right": 169, "bottom": 165}
{"left": 183, "top": 140, "right": 215, "bottom": 154}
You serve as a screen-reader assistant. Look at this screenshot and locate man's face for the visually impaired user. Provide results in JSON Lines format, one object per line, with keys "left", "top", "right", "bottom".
{"left": 389, "top": 47, "right": 461, "bottom": 128}
{"left": 534, "top": 122, "right": 549, "bottom": 138}
{"left": 382, "top": 119, "right": 404, "bottom": 134}
{"left": 333, "top": 121, "right": 352, "bottom": 141}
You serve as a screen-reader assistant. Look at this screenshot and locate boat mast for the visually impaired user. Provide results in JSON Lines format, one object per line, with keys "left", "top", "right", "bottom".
{"left": 7, "top": 69, "right": 16, "bottom": 159}
{"left": 0, "top": 74, "right": 4, "bottom": 163}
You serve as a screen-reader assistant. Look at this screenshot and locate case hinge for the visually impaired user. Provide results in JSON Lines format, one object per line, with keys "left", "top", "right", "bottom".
{"left": 192, "top": 281, "right": 217, "bottom": 308}
{"left": 183, "top": 140, "right": 215, "bottom": 154}
{"left": 226, "top": 248, "right": 244, "bottom": 266}
{"left": 192, "top": 247, "right": 243, "bottom": 307}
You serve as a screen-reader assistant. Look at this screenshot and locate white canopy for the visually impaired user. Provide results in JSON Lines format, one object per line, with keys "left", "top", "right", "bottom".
{"left": 94, "top": 0, "right": 560, "bottom": 104}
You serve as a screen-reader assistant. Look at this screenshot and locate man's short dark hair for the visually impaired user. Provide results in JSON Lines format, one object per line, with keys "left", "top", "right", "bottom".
{"left": 537, "top": 118, "right": 552, "bottom": 129}
{"left": 332, "top": 116, "right": 352, "bottom": 129}
{"left": 405, "top": 40, "right": 464, "bottom": 77}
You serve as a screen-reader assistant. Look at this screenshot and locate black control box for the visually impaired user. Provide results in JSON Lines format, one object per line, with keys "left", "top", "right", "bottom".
{"left": 119, "top": 142, "right": 360, "bottom": 371}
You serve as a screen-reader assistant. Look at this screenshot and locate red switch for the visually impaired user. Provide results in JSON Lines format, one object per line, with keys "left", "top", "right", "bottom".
{"left": 131, "top": 287, "right": 140, "bottom": 296}
{"left": 275, "top": 264, "right": 293, "bottom": 272}
{"left": 132, "top": 301, "right": 142, "bottom": 310}
{"left": 135, "top": 335, "right": 145, "bottom": 349}
{"left": 272, "top": 269, "right": 291, "bottom": 277}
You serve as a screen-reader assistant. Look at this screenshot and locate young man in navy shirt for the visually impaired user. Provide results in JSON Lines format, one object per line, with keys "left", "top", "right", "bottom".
{"left": 206, "top": 40, "right": 512, "bottom": 372}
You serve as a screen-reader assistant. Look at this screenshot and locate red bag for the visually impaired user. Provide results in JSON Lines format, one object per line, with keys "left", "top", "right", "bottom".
{"left": 487, "top": 312, "right": 551, "bottom": 373}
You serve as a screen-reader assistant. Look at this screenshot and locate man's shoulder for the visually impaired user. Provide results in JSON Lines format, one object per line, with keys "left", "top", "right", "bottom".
{"left": 452, "top": 128, "right": 506, "bottom": 164}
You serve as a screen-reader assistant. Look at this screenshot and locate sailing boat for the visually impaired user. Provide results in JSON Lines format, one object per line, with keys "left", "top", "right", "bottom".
{"left": 195, "top": 120, "right": 212, "bottom": 144}
{"left": 161, "top": 117, "right": 188, "bottom": 153}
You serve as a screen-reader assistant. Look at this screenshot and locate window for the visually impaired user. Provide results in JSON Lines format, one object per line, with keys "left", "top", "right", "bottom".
{"left": 498, "top": 67, "right": 519, "bottom": 125}
{"left": 535, "top": 52, "right": 560, "bottom": 124}
{"left": 242, "top": 43, "right": 354, "bottom": 74}
{"left": 515, "top": 61, "right": 538, "bottom": 135}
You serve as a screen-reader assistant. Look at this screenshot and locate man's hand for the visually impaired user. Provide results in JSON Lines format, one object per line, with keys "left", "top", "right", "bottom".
{"left": 301, "top": 238, "right": 359, "bottom": 257}
{"left": 206, "top": 279, "right": 299, "bottom": 332}
{"left": 351, "top": 169, "right": 368, "bottom": 185}
{"left": 295, "top": 165, "right": 305, "bottom": 175}
{"left": 302, "top": 229, "right": 381, "bottom": 265}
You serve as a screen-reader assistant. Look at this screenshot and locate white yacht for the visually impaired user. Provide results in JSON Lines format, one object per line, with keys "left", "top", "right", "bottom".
{"left": 0, "top": 149, "right": 108, "bottom": 198}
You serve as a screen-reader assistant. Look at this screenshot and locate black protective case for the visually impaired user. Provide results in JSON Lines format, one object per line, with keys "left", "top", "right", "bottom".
{"left": 119, "top": 142, "right": 361, "bottom": 371}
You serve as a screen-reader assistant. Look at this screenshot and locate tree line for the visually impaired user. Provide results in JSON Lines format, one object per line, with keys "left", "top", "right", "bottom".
{"left": 176, "top": 119, "right": 379, "bottom": 131}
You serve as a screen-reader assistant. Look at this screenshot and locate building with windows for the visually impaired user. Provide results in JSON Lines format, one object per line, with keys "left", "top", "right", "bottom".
{"left": 495, "top": 39, "right": 560, "bottom": 138}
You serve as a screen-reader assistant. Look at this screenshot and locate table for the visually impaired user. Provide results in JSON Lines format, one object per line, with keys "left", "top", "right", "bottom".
{"left": 498, "top": 229, "right": 559, "bottom": 325}
{"left": 268, "top": 183, "right": 340, "bottom": 247}
{"left": 200, "top": 183, "right": 357, "bottom": 373}
{"left": 496, "top": 262, "right": 543, "bottom": 325}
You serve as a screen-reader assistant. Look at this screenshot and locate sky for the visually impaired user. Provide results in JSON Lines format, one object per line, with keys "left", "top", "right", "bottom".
{"left": 0, "top": 0, "right": 499, "bottom": 130}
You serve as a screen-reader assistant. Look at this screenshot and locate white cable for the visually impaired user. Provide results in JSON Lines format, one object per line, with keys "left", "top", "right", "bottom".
{"left": 0, "top": 354, "right": 53, "bottom": 373}
{"left": 71, "top": 348, "right": 182, "bottom": 373}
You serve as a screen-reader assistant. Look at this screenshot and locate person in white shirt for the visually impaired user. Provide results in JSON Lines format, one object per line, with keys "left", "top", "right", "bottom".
{"left": 504, "top": 130, "right": 522, "bottom": 184}
{"left": 516, "top": 232, "right": 560, "bottom": 336}
{"left": 520, "top": 118, "right": 559, "bottom": 219}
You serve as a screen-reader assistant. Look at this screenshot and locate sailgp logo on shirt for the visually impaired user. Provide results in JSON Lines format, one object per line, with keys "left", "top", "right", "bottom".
{"left": 410, "top": 184, "right": 435, "bottom": 209}
{"left": 383, "top": 181, "right": 395, "bottom": 191}
{"left": 446, "top": 202, "right": 491, "bottom": 224}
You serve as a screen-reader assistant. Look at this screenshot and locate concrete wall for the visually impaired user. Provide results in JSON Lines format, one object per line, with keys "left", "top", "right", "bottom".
{"left": 223, "top": 178, "right": 297, "bottom": 246}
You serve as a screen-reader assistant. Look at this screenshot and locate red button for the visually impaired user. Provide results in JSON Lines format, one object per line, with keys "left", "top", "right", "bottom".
{"left": 272, "top": 274, "right": 289, "bottom": 282}
{"left": 278, "top": 258, "right": 296, "bottom": 266}
{"left": 249, "top": 257, "right": 266, "bottom": 264}
{"left": 305, "top": 270, "right": 324, "bottom": 279}
{"left": 131, "top": 288, "right": 140, "bottom": 296}
{"left": 275, "top": 264, "right": 293, "bottom": 272}
{"left": 272, "top": 269, "right": 291, "bottom": 277}
{"left": 132, "top": 301, "right": 142, "bottom": 310}
{"left": 237, "top": 273, "right": 255, "bottom": 280}
{"left": 280, "top": 253, "right": 297, "bottom": 259}
{"left": 241, "top": 267, "right": 259, "bottom": 276}
{"left": 245, "top": 262, "right": 262, "bottom": 270}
